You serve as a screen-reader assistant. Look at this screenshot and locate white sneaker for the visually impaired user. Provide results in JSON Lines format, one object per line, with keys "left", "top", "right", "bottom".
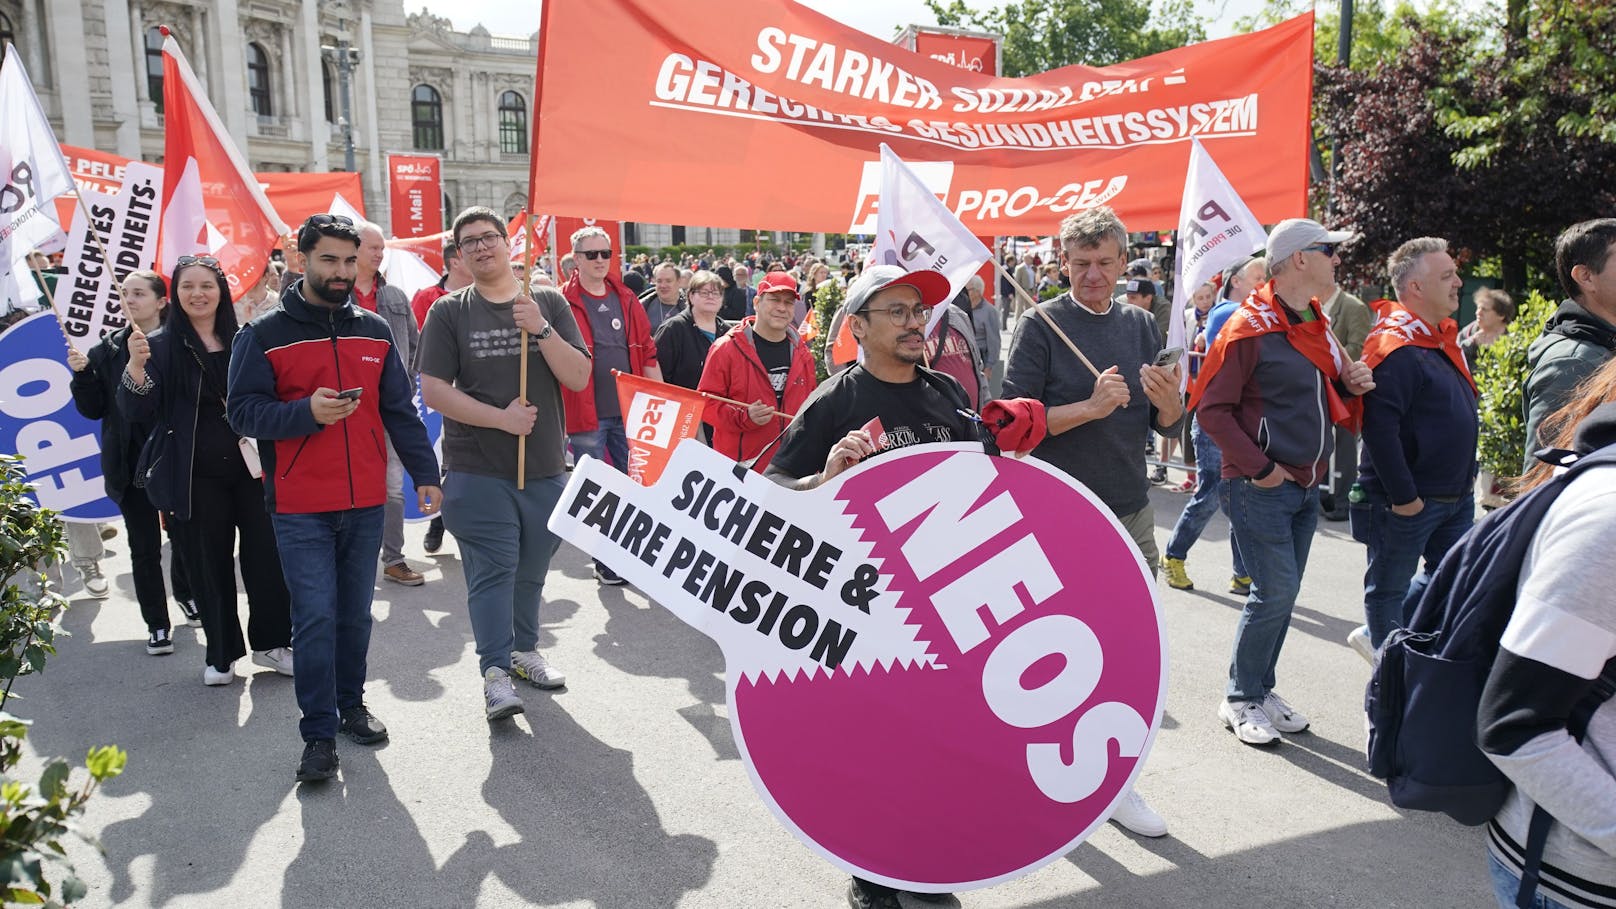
{"left": 252, "top": 647, "right": 295, "bottom": 676}
{"left": 81, "top": 563, "right": 109, "bottom": 599}
{"left": 203, "top": 662, "right": 236, "bottom": 686}
{"left": 1219, "top": 698, "right": 1281, "bottom": 745}
{"left": 1260, "top": 691, "right": 1310, "bottom": 733}
{"left": 1347, "top": 626, "right": 1375, "bottom": 665}
{"left": 510, "top": 650, "right": 566, "bottom": 689}
{"left": 1108, "top": 788, "right": 1169, "bottom": 837}
{"left": 484, "top": 667, "right": 525, "bottom": 721}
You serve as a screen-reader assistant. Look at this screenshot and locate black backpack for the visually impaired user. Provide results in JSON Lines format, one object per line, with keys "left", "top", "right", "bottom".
{"left": 1365, "top": 444, "right": 1616, "bottom": 907}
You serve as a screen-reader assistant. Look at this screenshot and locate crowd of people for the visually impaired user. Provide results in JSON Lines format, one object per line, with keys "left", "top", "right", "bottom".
{"left": 7, "top": 200, "right": 1616, "bottom": 909}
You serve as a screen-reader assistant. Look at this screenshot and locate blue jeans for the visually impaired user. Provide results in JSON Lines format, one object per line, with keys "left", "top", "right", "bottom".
{"left": 1362, "top": 492, "right": 1475, "bottom": 647}
{"left": 440, "top": 471, "right": 566, "bottom": 676}
{"left": 1489, "top": 853, "right": 1575, "bottom": 909}
{"left": 1225, "top": 478, "right": 1318, "bottom": 702}
{"left": 1164, "top": 419, "right": 1246, "bottom": 578}
{"left": 271, "top": 506, "right": 385, "bottom": 742}
{"left": 569, "top": 416, "right": 629, "bottom": 472}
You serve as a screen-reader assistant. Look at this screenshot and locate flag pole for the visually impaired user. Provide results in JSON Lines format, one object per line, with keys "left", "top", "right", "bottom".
{"left": 517, "top": 210, "right": 537, "bottom": 490}
{"left": 608, "top": 368, "right": 793, "bottom": 419}
{"left": 28, "top": 262, "right": 75, "bottom": 354}
{"left": 991, "top": 258, "right": 1102, "bottom": 379}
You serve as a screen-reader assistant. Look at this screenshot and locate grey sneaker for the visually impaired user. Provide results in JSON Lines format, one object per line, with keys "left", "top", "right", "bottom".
{"left": 510, "top": 650, "right": 566, "bottom": 689}
{"left": 1260, "top": 691, "right": 1310, "bottom": 734}
{"left": 483, "top": 666, "right": 525, "bottom": 721}
{"left": 81, "top": 563, "right": 109, "bottom": 599}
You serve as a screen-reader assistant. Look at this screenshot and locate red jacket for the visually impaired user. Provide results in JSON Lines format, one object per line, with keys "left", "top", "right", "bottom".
{"left": 561, "top": 272, "right": 659, "bottom": 434}
{"left": 698, "top": 318, "right": 817, "bottom": 471}
{"left": 411, "top": 282, "right": 449, "bottom": 329}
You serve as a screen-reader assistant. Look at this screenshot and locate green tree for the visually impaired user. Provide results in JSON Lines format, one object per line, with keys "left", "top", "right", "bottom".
{"left": 924, "top": 0, "right": 1205, "bottom": 74}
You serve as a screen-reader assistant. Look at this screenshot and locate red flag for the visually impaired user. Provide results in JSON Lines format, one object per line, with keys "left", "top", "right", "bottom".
{"left": 158, "top": 28, "right": 286, "bottom": 294}
{"left": 614, "top": 370, "right": 707, "bottom": 486}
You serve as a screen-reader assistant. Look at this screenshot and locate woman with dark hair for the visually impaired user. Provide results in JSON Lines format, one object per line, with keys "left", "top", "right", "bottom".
{"left": 715, "top": 264, "right": 747, "bottom": 322}
{"left": 69, "top": 270, "right": 199, "bottom": 655}
{"left": 119, "top": 256, "right": 293, "bottom": 686}
{"left": 1480, "top": 356, "right": 1616, "bottom": 908}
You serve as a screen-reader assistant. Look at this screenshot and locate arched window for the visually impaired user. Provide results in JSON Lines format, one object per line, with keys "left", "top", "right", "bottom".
{"left": 247, "top": 43, "right": 272, "bottom": 116}
{"left": 498, "top": 90, "right": 526, "bottom": 155}
{"left": 412, "top": 84, "right": 443, "bottom": 151}
{"left": 0, "top": 13, "right": 14, "bottom": 67}
{"left": 321, "top": 61, "right": 335, "bottom": 123}
{"left": 145, "top": 27, "right": 165, "bottom": 112}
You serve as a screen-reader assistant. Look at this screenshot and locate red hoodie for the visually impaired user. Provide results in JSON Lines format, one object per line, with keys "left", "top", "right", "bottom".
{"left": 560, "top": 272, "right": 659, "bottom": 434}
{"left": 698, "top": 318, "right": 817, "bottom": 471}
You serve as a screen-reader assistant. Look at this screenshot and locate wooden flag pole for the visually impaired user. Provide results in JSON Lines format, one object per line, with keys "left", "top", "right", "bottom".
{"left": 991, "top": 258, "right": 1102, "bottom": 379}
{"left": 608, "top": 368, "right": 793, "bottom": 419}
{"left": 516, "top": 211, "right": 537, "bottom": 490}
{"left": 28, "top": 261, "right": 76, "bottom": 354}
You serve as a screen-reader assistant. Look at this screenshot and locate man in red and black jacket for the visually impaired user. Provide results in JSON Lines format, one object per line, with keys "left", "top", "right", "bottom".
{"left": 699, "top": 271, "right": 817, "bottom": 470}
{"left": 559, "top": 225, "right": 660, "bottom": 585}
{"left": 228, "top": 214, "right": 441, "bottom": 784}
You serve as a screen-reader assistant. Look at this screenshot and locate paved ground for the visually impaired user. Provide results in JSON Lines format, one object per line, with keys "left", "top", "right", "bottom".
{"left": 16, "top": 477, "right": 1493, "bottom": 909}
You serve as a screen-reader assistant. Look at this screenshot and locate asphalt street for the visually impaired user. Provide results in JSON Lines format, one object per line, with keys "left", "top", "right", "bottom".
{"left": 15, "top": 477, "right": 1492, "bottom": 909}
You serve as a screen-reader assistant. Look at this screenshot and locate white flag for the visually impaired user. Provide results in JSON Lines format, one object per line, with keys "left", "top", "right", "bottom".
{"left": 0, "top": 43, "right": 75, "bottom": 261}
{"left": 1167, "top": 139, "right": 1268, "bottom": 379}
{"left": 52, "top": 161, "right": 164, "bottom": 345}
{"left": 869, "top": 144, "right": 991, "bottom": 336}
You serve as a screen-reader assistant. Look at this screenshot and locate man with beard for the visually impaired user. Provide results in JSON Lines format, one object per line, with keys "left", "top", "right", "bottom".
{"left": 228, "top": 213, "right": 441, "bottom": 782}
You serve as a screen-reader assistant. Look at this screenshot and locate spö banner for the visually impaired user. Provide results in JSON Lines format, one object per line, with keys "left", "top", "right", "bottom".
{"left": 550, "top": 441, "right": 1166, "bottom": 892}
{"left": 529, "top": 1, "right": 1313, "bottom": 233}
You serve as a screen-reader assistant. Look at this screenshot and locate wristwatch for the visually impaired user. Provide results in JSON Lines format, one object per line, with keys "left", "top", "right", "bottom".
{"left": 536, "top": 322, "right": 553, "bottom": 340}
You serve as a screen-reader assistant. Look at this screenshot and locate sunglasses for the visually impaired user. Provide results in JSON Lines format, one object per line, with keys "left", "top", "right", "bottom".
{"left": 578, "top": 249, "right": 612, "bottom": 261}
{"left": 1303, "top": 243, "right": 1340, "bottom": 257}
{"left": 304, "top": 213, "right": 354, "bottom": 229}
{"left": 176, "top": 255, "right": 220, "bottom": 267}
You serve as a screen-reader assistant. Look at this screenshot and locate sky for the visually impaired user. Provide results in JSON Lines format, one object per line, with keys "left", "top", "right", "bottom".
{"left": 416, "top": 0, "right": 1277, "bottom": 46}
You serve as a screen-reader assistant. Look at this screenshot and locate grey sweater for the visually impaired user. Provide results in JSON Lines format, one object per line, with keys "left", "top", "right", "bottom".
{"left": 1004, "top": 295, "right": 1182, "bottom": 517}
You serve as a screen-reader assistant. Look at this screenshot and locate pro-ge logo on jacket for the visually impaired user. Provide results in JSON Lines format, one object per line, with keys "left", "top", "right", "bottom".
{"left": 361, "top": 355, "right": 382, "bottom": 364}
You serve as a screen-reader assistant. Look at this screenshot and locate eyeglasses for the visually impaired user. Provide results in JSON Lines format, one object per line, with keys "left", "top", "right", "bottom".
{"left": 176, "top": 255, "right": 220, "bottom": 268}
{"left": 864, "top": 304, "right": 929, "bottom": 326}
{"left": 458, "top": 232, "right": 505, "bottom": 251}
{"left": 578, "top": 249, "right": 612, "bottom": 261}
{"left": 1303, "top": 243, "right": 1340, "bottom": 258}
{"left": 690, "top": 288, "right": 723, "bottom": 299}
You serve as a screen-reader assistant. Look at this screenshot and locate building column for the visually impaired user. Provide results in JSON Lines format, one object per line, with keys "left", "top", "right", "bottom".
{"left": 359, "top": 8, "right": 384, "bottom": 224}
{"left": 102, "top": 0, "right": 143, "bottom": 156}
{"left": 206, "top": 0, "right": 248, "bottom": 146}
{"left": 43, "top": 0, "right": 93, "bottom": 145}
{"left": 301, "top": 0, "right": 330, "bottom": 169}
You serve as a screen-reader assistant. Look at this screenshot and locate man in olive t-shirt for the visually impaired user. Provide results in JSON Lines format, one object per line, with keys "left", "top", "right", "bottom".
{"left": 418, "top": 206, "right": 592, "bottom": 722}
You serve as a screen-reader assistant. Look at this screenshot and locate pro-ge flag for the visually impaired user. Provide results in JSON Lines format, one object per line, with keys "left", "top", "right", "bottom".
{"left": 158, "top": 28, "right": 286, "bottom": 293}
{"left": 1166, "top": 138, "right": 1268, "bottom": 374}
{"left": 869, "top": 144, "right": 992, "bottom": 338}
{"left": 0, "top": 44, "right": 74, "bottom": 259}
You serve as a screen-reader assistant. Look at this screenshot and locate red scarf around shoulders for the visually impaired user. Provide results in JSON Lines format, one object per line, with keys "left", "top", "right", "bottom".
{"left": 1360, "top": 298, "right": 1477, "bottom": 396}
{"left": 1190, "top": 281, "right": 1363, "bottom": 433}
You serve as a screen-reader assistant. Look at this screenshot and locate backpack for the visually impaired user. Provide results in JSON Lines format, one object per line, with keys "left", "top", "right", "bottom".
{"left": 1365, "top": 444, "right": 1616, "bottom": 907}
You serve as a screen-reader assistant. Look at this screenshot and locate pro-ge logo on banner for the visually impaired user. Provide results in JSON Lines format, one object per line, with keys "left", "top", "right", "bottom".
{"left": 549, "top": 442, "right": 1166, "bottom": 893}
{"left": 626, "top": 392, "right": 682, "bottom": 449}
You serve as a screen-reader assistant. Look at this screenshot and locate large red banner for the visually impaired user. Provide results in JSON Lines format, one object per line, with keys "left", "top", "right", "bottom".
{"left": 387, "top": 154, "right": 443, "bottom": 238}
{"left": 528, "top": 1, "right": 1313, "bottom": 234}
{"left": 553, "top": 216, "right": 623, "bottom": 283}
{"left": 911, "top": 31, "right": 999, "bottom": 76}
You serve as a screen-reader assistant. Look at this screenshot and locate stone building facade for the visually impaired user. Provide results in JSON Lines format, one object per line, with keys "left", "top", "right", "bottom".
{"left": 8, "top": 0, "right": 740, "bottom": 246}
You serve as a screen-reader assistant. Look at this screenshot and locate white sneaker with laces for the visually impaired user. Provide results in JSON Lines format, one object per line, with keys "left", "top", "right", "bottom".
{"left": 1347, "top": 625, "right": 1375, "bottom": 665}
{"left": 510, "top": 650, "right": 566, "bottom": 689}
{"left": 80, "top": 563, "right": 109, "bottom": 599}
{"left": 1260, "top": 691, "right": 1310, "bottom": 733}
{"left": 484, "top": 666, "right": 525, "bottom": 720}
{"left": 203, "top": 662, "right": 236, "bottom": 686}
{"left": 252, "top": 647, "right": 295, "bottom": 676}
{"left": 1108, "top": 788, "right": 1169, "bottom": 837}
{"left": 1219, "top": 698, "right": 1281, "bottom": 745}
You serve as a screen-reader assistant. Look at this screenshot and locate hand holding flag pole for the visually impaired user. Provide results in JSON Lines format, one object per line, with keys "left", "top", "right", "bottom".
{"left": 990, "top": 258, "right": 1102, "bottom": 379}
{"left": 517, "top": 209, "right": 537, "bottom": 490}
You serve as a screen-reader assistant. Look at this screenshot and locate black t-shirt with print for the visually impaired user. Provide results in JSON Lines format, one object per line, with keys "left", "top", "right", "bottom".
{"left": 753, "top": 334, "right": 793, "bottom": 406}
{"left": 770, "top": 363, "right": 984, "bottom": 480}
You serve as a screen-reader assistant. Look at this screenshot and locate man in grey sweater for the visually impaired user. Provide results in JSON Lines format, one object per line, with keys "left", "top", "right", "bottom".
{"left": 1004, "top": 205, "right": 1184, "bottom": 842}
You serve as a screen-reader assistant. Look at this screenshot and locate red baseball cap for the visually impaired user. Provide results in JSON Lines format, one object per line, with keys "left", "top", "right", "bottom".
{"left": 756, "top": 271, "right": 798, "bottom": 295}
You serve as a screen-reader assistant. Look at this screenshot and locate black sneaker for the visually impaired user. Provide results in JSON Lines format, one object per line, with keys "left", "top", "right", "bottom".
{"left": 593, "top": 562, "right": 626, "bottom": 586}
{"left": 296, "top": 739, "right": 338, "bottom": 782}
{"left": 146, "top": 628, "right": 174, "bottom": 655}
{"left": 339, "top": 706, "right": 389, "bottom": 745}
{"left": 423, "top": 517, "right": 445, "bottom": 554}
{"left": 846, "top": 880, "right": 901, "bottom": 909}
{"left": 1149, "top": 465, "right": 1168, "bottom": 485}
{"left": 178, "top": 599, "right": 201, "bottom": 628}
